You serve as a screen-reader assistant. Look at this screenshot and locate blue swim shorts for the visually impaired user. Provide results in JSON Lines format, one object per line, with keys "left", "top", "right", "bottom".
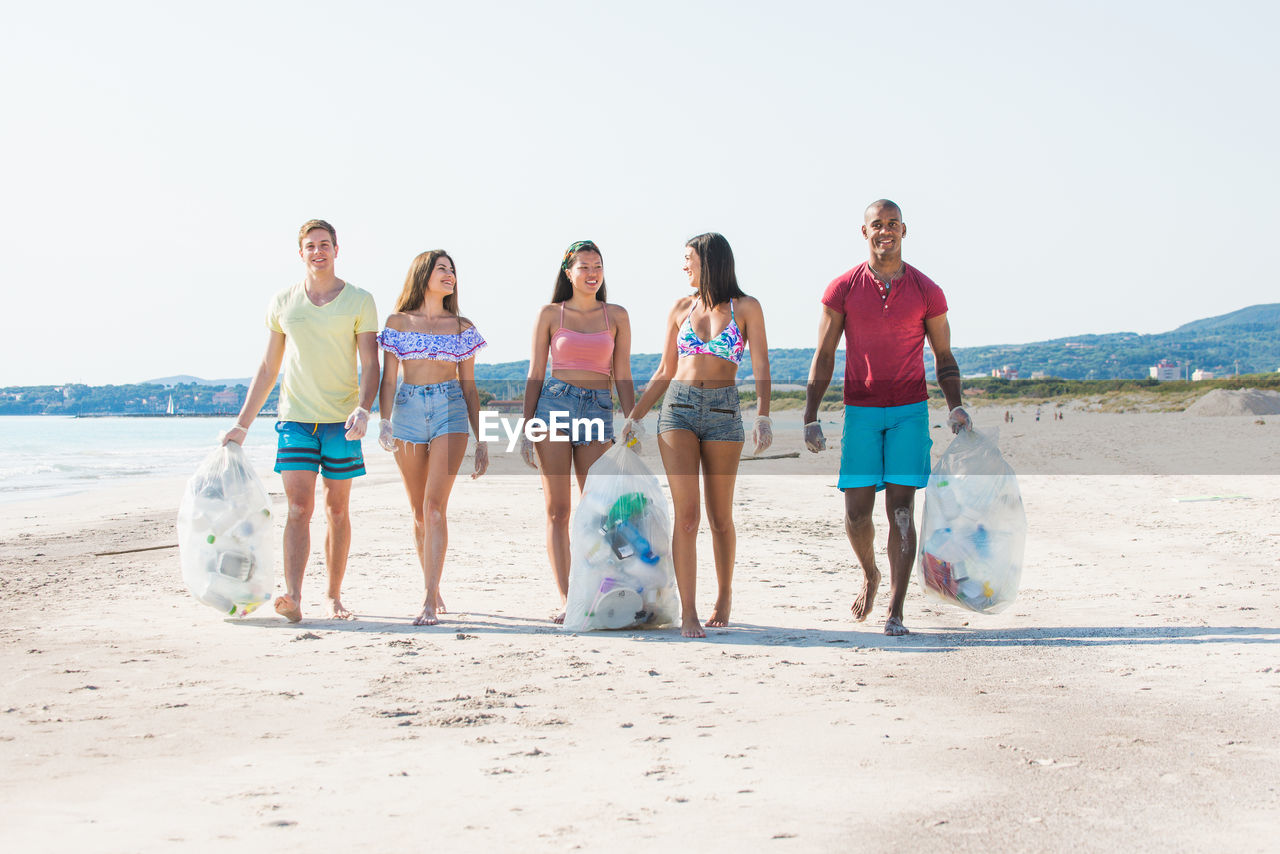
{"left": 837, "top": 401, "right": 931, "bottom": 491}
{"left": 391, "top": 379, "right": 470, "bottom": 446}
{"left": 274, "top": 421, "right": 366, "bottom": 480}
{"left": 534, "top": 378, "right": 614, "bottom": 446}
{"left": 657, "top": 381, "right": 744, "bottom": 442}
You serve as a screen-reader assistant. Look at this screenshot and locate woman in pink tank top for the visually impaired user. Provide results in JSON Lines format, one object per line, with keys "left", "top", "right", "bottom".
{"left": 521, "top": 240, "right": 636, "bottom": 623}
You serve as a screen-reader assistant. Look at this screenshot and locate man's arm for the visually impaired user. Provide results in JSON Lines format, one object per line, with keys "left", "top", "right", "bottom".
{"left": 803, "top": 306, "right": 844, "bottom": 424}
{"left": 344, "top": 330, "right": 380, "bottom": 440}
{"left": 223, "top": 330, "right": 286, "bottom": 446}
{"left": 924, "top": 313, "right": 963, "bottom": 410}
{"left": 925, "top": 312, "right": 971, "bottom": 432}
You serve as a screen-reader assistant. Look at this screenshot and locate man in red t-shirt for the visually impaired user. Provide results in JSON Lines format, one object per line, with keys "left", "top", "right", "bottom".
{"left": 803, "top": 199, "right": 970, "bottom": 636}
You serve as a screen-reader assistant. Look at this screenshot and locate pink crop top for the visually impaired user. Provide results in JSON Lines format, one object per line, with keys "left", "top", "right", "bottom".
{"left": 550, "top": 302, "right": 614, "bottom": 375}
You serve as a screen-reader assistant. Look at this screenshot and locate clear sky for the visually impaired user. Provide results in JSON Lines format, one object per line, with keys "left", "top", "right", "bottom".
{"left": 2, "top": 0, "right": 1276, "bottom": 386}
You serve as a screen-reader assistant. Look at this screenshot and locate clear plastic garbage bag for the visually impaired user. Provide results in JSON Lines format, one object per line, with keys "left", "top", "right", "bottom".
{"left": 177, "top": 444, "right": 275, "bottom": 617}
{"left": 916, "top": 427, "right": 1026, "bottom": 614}
{"left": 563, "top": 443, "right": 679, "bottom": 631}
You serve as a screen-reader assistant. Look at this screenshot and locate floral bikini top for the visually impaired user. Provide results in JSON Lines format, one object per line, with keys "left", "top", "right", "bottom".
{"left": 376, "top": 320, "right": 486, "bottom": 362}
{"left": 676, "top": 298, "right": 745, "bottom": 365}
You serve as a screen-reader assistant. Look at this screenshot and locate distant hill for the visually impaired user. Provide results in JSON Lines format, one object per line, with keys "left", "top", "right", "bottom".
{"left": 950, "top": 302, "right": 1280, "bottom": 380}
{"left": 147, "top": 374, "right": 252, "bottom": 387}
{"left": 1173, "top": 303, "right": 1280, "bottom": 334}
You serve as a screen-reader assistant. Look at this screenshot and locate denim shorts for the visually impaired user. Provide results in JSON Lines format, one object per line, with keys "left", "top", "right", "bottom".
{"left": 657, "top": 381, "right": 744, "bottom": 442}
{"left": 390, "top": 380, "right": 470, "bottom": 445}
{"left": 534, "top": 378, "right": 614, "bottom": 446}
{"left": 274, "top": 421, "right": 366, "bottom": 479}
{"left": 837, "top": 401, "right": 931, "bottom": 491}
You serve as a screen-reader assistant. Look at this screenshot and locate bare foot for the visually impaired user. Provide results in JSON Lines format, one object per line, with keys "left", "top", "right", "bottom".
{"left": 274, "top": 595, "right": 302, "bottom": 623}
{"left": 851, "top": 567, "right": 881, "bottom": 622}
{"left": 435, "top": 593, "right": 446, "bottom": 615}
{"left": 323, "top": 596, "right": 355, "bottom": 620}
{"left": 681, "top": 614, "right": 706, "bottom": 638}
{"left": 551, "top": 610, "right": 566, "bottom": 625}
{"left": 706, "top": 596, "right": 731, "bottom": 628}
{"left": 884, "top": 615, "right": 909, "bottom": 636}
{"left": 413, "top": 604, "right": 439, "bottom": 626}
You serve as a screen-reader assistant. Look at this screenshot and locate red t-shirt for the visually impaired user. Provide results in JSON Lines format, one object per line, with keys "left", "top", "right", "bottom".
{"left": 821, "top": 262, "right": 948, "bottom": 407}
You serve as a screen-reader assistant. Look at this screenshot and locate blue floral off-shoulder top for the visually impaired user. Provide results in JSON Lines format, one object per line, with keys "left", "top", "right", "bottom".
{"left": 376, "top": 325, "right": 487, "bottom": 362}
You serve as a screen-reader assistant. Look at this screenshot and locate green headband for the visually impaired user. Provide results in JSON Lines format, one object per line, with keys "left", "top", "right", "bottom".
{"left": 562, "top": 240, "right": 597, "bottom": 270}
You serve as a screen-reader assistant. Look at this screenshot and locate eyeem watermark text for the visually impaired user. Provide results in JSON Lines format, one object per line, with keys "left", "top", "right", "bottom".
{"left": 480, "top": 411, "right": 606, "bottom": 452}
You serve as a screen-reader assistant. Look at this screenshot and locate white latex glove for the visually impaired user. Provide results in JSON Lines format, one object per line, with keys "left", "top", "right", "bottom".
{"left": 519, "top": 434, "right": 539, "bottom": 470}
{"left": 378, "top": 419, "right": 396, "bottom": 452}
{"left": 621, "top": 417, "right": 644, "bottom": 453}
{"left": 220, "top": 422, "right": 248, "bottom": 447}
{"left": 471, "top": 442, "right": 489, "bottom": 479}
{"left": 803, "top": 421, "right": 826, "bottom": 453}
{"left": 751, "top": 415, "right": 773, "bottom": 455}
{"left": 947, "top": 406, "right": 972, "bottom": 434}
{"left": 344, "top": 406, "right": 370, "bottom": 440}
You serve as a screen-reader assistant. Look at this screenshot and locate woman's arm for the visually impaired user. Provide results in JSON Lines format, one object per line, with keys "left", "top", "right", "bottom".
{"left": 458, "top": 354, "right": 481, "bottom": 438}
{"left": 627, "top": 298, "right": 686, "bottom": 421}
{"left": 610, "top": 305, "right": 635, "bottom": 416}
{"left": 458, "top": 354, "right": 490, "bottom": 477}
{"left": 522, "top": 306, "right": 553, "bottom": 422}
{"left": 376, "top": 316, "right": 401, "bottom": 420}
{"left": 740, "top": 297, "right": 771, "bottom": 418}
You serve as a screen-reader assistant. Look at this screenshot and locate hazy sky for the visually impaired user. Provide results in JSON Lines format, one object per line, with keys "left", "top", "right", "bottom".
{"left": 3, "top": 0, "right": 1276, "bottom": 386}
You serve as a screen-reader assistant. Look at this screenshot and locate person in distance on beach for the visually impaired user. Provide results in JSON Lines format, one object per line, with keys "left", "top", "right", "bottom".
{"left": 803, "top": 200, "right": 969, "bottom": 636}
{"left": 520, "top": 240, "right": 636, "bottom": 623}
{"left": 376, "top": 250, "right": 489, "bottom": 626}
{"left": 223, "top": 219, "right": 380, "bottom": 622}
{"left": 625, "top": 233, "right": 772, "bottom": 638}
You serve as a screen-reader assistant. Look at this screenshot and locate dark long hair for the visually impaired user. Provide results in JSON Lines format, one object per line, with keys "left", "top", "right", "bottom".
{"left": 551, "top": 240, "right": 608, "bottom": 304}
{"left": 686, "top": 232, "right": 746, "bottom": 308}
{"left": 395, "top": 250, "right": 458, "bottom": 314}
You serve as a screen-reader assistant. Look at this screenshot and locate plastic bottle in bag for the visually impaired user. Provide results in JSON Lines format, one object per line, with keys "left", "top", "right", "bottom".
{"left": 177, "top": 443, "right": 275, "bottom": 617}
{"left": 916, "top": 427, "right": 1026, "bottom": 614}
{"left": 563, "top": 444, "right": 680, "bottom": 631}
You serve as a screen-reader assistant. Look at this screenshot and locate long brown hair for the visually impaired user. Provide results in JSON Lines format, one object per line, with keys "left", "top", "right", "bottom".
{"left": 395, "top": 250, "right": 458, "bottom": 314}
{"left": 686, "top": 232, "right": 746, "bottom": 308}
{"left": 550, "top": 240, "right": 607, "bottom": 304}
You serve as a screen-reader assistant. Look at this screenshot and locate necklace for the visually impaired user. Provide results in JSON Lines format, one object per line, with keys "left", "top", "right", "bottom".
{"left": 869, "top": 264, "right": 902, "bottom": 299}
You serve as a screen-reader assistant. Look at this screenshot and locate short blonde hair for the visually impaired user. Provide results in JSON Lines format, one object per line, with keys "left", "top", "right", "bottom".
{"left": 297, "top": 219, "right": 337, "bottom": 248}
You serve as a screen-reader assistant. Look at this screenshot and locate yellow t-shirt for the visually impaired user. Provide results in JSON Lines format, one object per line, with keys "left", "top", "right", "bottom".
{"left": 267, "top": 282, "right": 378, "bottom": 423}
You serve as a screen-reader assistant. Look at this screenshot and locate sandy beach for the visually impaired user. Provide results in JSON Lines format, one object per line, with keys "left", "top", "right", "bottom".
{"left": 2, "top": 404, "right": 1278, "bottom": 852}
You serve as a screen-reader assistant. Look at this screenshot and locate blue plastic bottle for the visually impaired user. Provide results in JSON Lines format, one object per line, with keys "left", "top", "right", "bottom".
{"left": 614, "top": 520, "right": 660, "bottom": 564}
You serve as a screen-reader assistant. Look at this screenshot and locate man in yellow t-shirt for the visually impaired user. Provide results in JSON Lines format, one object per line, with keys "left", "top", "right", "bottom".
{"left": 223, "top": 219, "right": 380, "bottom": 622}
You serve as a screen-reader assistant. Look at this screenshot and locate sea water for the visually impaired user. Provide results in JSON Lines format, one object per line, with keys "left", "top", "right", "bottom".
{"left": 0, "top": 416, "right": 307, "bottom": 503}
{"left": 0, "top": 408, "right": 822, "bottom": 503}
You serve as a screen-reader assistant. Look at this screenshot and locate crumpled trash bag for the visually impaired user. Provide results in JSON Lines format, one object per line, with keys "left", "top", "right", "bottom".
{"left": 916, "top": 427, "right": 1026, "bottom": 614}
{"left": 177, "top": 443, "right": 275, "bottom": 617}
{"left": 563, "top": 443, "right": 679, "bottom": 631}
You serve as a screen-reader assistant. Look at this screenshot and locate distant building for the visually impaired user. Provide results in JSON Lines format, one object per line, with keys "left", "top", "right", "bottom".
{"left": 1191, "top": 370, "right": 1214, "bottom": 381}
{"left": 1149, "top": 359, "right": 1181, "bottom": 381}
{"left": 991, "top": 365, "right": 1019, "bottom": 380}
{"left": 1030, "top": 371, "right": 1049, "bottom": 380}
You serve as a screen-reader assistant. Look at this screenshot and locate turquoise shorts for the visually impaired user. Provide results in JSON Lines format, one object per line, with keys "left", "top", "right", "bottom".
{"left": 838, "top": 401, "right": 931, "bottom": 491}
{"left": 274, "top": 421, "right": 366, "bottom": 480}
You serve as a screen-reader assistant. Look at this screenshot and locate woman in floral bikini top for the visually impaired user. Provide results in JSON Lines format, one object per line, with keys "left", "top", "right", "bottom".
{"left": 625, "top": 232, "right": 773, "bottom": 638}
